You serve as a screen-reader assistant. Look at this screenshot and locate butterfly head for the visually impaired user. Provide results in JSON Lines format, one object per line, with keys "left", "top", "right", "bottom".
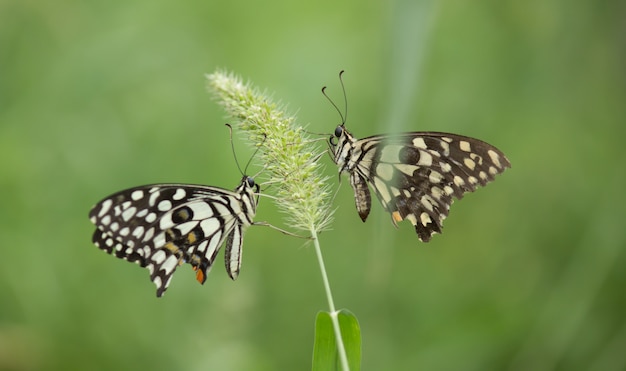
{"left": 328, "top": 124, "right": 358, "bottom": 173}
{"left": 240, "top": 175, "right": 260, "bottom": 194}
{"left": 329, "top": 124, "right": 345, "bottom": 146}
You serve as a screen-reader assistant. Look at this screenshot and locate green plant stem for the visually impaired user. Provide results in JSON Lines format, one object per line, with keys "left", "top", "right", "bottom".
{"left": 311, "top": 229, "right": 349, "bottom": 371}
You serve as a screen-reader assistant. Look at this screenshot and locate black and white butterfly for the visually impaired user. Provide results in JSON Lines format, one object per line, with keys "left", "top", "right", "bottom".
{"left": 330, "top": 126, "right": 510, "bottom": 241}
{"left": 325, "top": 72, "right": 511, "bottom": 242}
{"left": 89, "top": 176, "right": 259, "bottom": 297}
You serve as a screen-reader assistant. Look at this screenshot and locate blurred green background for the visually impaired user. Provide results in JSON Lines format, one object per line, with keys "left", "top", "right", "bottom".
{"left": 1, "top": 0, "right": 624, "bottom": 370}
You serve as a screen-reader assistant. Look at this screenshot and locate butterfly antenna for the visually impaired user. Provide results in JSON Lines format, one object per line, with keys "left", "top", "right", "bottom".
{"left": 243, "top": 133, "right": 267, "bottom": 175}
{"left": 322, "top": 73, "right": 347, "bottom": 126}
{"left": 225, "top": 123, "right": 245, "bottom": 175}
{"left": 338, "top": 70, "right": 348, "bottom": 125}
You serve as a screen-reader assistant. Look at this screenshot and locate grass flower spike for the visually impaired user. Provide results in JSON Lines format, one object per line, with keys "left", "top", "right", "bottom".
{"left": 206, "top": 70, "right": 332, "bottom": 233}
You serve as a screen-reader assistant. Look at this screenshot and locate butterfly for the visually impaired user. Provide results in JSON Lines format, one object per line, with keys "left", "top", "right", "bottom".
{"left": 329, "top": 125, "right": 511, "bottom": 241}
{"left": 88, "top": 176, "right": 259, "bottom": 297}
{"left": 324, "top": 72, "right": 510, "bottom": 241}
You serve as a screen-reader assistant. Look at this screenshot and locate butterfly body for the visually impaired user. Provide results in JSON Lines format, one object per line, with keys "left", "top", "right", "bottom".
{"left": 330, "top": 125, "right": 510, "bottom": 242}
{"left": 89, "top": 176, "right": 259, "bottom": 297}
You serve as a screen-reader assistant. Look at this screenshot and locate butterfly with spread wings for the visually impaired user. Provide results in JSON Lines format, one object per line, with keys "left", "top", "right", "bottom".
{"left": 325, "top": 73, "right": 511, "bottom": 242}
{"left": 89, "top": 176, "right": 259, "bottom": 297}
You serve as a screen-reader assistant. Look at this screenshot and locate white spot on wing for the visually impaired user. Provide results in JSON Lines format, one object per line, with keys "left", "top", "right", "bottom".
{"left": 152, "top": 276, "right": 161, "bottom": 289}
{"left": 143, "top": 227, "right": 154, "bottom": 242}
{"left": 463, "top": 158, "right": 476, "bottom": 170}
{"left": 459, "top": 141, "right": 471, "bottom": 152}
{"left": 152, "top": 250, "right": 166, "bottom": 264}
{"left": 440, "top": 162, "right": 452, "bottom": 172}
{"left": 149, "top": 191, "right": 160, "bottom": 207}
{"left": 159, "top": 213, "right": 174, "bottom": 230}
{"left": 161, "top": 255, "right": 179, "bottom": 275}
{"left": 112, "top": 206, "right": 122, "bottom": 217}
{"left": 158, "top": 200, "right": 172, "bottom": 212}
{"left": 101, "top": 215, "right": 111, "bottom": 225}
{"left": 412, "top": 137, "right": 427, "bottom": 149}
{"left": 431, "top": 186, "right": 443, "bottom": 198}
{"left": 152, "top": 233, "right": 165, "bottom": 248}
{"left": 417, "top": 151, "right": 432, "bottom": 166}
{"left": 132, "top": 225, "right": 145, "bottom": 239}
{"left": 121, "top": 206, "right": 137, "bottom": 222}
{"left": 98, "top": 199, "right": 113, "bottom": 218}
{"left": 470, "top": 153, "right": 483, "bottom": 165}
{"left": 488, "top": 150, "right": 502, "bottom": 168}
{"left": 428, "top": 170, "right": 443, "bottom": 183}
{"left": 392, "top": 187, "right": 402, "bottom": 197}
{"left": 131, "top": 190, "right": 144, "bottom": 201}
{"left": 420, "top": 212, "right": 432, "bottom": 226}
{"left": 439, "top": 141, "right": 450, "bottom": 156}
{"left": 420, "top": 196, "right": 434, "bottom": 212}
{"left": 145, "top": 212, "right": 157, "bottom": 223}
{"left": 172, "top": 188, "right": 186, "bottom": 200}
{"left": 196, "top": 240, "right": 208, "bottom": 253}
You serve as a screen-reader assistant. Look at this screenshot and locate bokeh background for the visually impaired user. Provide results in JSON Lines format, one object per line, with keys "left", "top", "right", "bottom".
{"left": 1, "top": 0, "right": 624, "bottom": 370}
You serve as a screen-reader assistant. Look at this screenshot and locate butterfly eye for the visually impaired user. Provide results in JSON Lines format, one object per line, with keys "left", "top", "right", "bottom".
{"left": 246, "top": 177, "right": 255, "bottom": 187}
{"left": 334, "top": 126, "right": 344, "bottom": 138}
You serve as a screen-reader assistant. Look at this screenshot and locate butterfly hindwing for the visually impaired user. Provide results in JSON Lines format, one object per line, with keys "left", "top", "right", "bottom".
{"left": 331, "top": 127, "right": 510, "bottom": 242}
{"left": 88, "top": 176, "right": 258, "bottom": 297}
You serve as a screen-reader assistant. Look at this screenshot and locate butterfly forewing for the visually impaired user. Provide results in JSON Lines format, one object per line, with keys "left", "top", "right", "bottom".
{"left": 88, "top": 176, "right": 258, "bottom": 297}
{"left": 331, "top": 127, "right": 510, "bottom": 242}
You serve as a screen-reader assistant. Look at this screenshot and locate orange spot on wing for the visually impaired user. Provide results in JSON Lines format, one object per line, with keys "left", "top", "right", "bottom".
{"left": 193, "top": 266, "right": 205, "bottom": 284}
{"left": 392, "top": 211, "right": 403, "bottom": 222}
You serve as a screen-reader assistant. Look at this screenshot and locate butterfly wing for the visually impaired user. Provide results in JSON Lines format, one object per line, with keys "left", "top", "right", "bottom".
{"left": 334, "top": 129, "right": 510, "bottom": 242}
{"left": 88, "top": 177, "right": 257, "bottom": 297}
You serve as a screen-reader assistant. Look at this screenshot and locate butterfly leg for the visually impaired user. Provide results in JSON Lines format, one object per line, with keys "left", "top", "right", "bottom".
{"left": 252, "top": 221, "right": 312, "bottom": 239}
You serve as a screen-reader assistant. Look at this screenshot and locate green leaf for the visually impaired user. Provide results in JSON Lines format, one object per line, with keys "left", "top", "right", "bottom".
{"left": 312, "top": 310, "right": 361, "bottom": 371}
